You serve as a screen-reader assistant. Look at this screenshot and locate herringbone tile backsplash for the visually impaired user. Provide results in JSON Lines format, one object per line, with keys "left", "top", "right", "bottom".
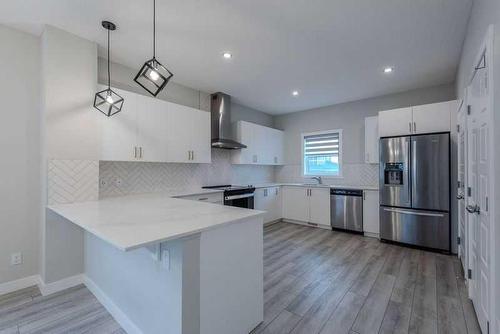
{"left": 48, "top": 160, "right": 99, "bottom": 205}
{"left": 99, "top": 149, "right": 275, "bottom": 198}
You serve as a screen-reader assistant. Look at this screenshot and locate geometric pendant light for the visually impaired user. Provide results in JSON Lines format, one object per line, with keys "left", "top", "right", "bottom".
{"left": 93, "top": 21, "right": 124, "bottom": 117}
{"left": 134, "top": 0, "right": 173, "bottom": 97}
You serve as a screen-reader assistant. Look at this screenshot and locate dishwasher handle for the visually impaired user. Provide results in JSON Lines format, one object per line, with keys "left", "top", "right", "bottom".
{"left": 330, "top": 188, "right": 363, "bottom": 197}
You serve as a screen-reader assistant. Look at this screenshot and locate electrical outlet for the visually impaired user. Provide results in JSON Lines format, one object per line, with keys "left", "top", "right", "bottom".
{"left": 10, "top": 252, "right": 22, "bottom": 266}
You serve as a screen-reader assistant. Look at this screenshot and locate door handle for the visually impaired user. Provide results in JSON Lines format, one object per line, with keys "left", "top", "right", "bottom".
{"left": 466, "top": 205, "right": 480, "bottom": 214}
{"left": 457, "top": 194, "right": 464, "bottom": 200}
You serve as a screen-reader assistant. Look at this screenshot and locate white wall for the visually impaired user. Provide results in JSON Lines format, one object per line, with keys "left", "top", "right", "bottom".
{"left": 0, "top": 25, "right": 41, "bottom": 285}
{"left": 41, "top": 25, "right": 100, "bottom": 283}
{"left": 456, "top": 0, "right": 500, "bottom": 97}
{"left": 274, "top": 83, "right": 455, "bottom": 176}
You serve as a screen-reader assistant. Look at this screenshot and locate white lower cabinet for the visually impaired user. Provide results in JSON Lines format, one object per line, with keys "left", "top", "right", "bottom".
{"left": 362, "top": 190, "right": 379, "bottom": 237}
{"left": 255, "top": 187, "right": 282, "bottom": 223}
{"left": 282, "top": 186, "right": 330, "bottom": 228}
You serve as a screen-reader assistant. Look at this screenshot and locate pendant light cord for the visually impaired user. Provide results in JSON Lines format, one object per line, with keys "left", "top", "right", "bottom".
{"left": 107, "top": 28, "right": 111, "bottom": 89}
{"left": 153, "top": 0, "right": 156, "bottom": 59}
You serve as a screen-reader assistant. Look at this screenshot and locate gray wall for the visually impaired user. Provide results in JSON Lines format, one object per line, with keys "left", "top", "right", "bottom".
{"left": 98, "top": 58, "right": 273, "bottom": 128}
{"left": 456, "top": 0, "right": 500, "bottom": 96}
{"left": 0, "top": 25, "right": 41, "bottom": 285}
{"left": 274, "top": 83, "right": 456, "bottom": 166}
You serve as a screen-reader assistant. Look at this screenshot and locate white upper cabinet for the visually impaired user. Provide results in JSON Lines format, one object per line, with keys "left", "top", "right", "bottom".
{"left": 364, "top": 116, "right": 379, "bottom": 164}
{"left": 166, "top": 102, "right": 211, "bottom": 163}
{"left": 231, "top": 121, "right": 284, "bottom": 165}
{"left": 378, "top": 100, "right": 457, "bottom": 137}
{"left": 101, "top": 87, "right": 139, "bottom": 161}
{"left": 378, "top": 107, "right": 413, "bottom": 137}
{"left": 411, "top": 101, "right": 454, "bottom": 134}
{"left": 101, "top": 86, "right": 210, "bottom": 163}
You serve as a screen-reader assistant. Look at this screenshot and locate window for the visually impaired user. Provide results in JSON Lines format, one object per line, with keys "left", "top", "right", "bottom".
{"left": 302, "top": 130, "right": 342, "bottom": 177}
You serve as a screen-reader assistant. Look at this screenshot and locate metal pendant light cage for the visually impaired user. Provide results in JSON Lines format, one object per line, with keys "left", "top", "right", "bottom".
{"left": 94, "top": 21, "right": 124, "bottom": 117}
{"left": 134, "top": 58, "right": 173, "bottom": 97}
{"left": 134, "top": 0, "right": 173, "bottom": 97}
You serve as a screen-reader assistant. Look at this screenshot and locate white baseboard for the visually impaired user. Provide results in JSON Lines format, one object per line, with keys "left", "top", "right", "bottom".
{"left": 282, "top": 219, "right": 331, "bottom": 230}
{"left": 38, "top": 274, "right": 84, "bottom": 296}
{"left": 364, "top": 232, "right": 380, "bottom": 239}
{"left": 0, "top": 275, "right": 40, "bottom": 296}
{"left": 84, "top": 276, "right": 142, "bottom": 334}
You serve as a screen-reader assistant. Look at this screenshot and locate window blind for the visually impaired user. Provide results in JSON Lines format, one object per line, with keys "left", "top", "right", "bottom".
{"left": 304, "top": 132, "right": 340, "bottom": 156}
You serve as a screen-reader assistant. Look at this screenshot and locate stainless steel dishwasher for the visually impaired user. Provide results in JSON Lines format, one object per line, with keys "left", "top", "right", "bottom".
{"left": 330, "top": 188, "right": 363, "bottom": 232}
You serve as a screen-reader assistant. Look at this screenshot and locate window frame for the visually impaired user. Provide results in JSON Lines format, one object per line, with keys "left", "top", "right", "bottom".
{"left": 301, "top": 129, "right": 343, "bottom": 178}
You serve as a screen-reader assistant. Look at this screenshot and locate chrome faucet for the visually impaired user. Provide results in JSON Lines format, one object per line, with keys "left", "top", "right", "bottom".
{"left": 311, "top": 176, "right": 322, "bottom": 185}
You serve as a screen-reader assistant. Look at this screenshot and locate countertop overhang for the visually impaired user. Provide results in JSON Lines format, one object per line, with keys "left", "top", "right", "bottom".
{"left": 48, "top": 191, "right": 264, "bottom": 252}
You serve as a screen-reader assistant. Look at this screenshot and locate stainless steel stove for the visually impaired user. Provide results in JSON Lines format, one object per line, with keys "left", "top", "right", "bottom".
{"left": 202, "top": 185, "right": 255, "bottom": 209}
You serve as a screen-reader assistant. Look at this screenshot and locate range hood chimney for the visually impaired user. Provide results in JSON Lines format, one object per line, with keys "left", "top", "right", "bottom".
{"left": 210, "top": 92, "right": 247, "bottom": 149}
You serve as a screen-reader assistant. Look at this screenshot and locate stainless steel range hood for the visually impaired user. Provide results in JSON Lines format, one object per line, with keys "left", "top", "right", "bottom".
{"left": 210, "top": 92, "right": 247, "bottom": 149}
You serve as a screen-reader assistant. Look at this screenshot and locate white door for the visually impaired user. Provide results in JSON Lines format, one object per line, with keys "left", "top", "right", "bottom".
{"left": 457, "top": 98, "right": 468, "bottom": 273}
{"left": 190, "top": 109, "right": 211, "bottom": 163}
{"left": 309, "top": 187, "right": 330, "bottom": 226}
{"left": 100, "top": 87, "right": 139, "bottom": 161}
{"left": 282, "top": 186, "right": 309, "bottom": 222}
{"left": 166, "top": 102, "right": 192, "bottom": 163}
{"left": 362, "top": 190, "right": 380, "bottom": 236}
{"left": 364, "top": 116, "right": 379, "bottom": 163}
{"left": 411, "top": 101, "right": 452, "bottom": 134}
{"left": 466, "top": 48, "right": 491, "bottom": 333}
{"left": 136, "top": 95, "right": 169, "bottom": 162}
{"left": 378, "top": 107, "right": 413, "bottom": 137}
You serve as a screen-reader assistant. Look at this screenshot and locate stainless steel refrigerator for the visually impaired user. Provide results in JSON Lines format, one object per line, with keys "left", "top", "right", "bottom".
{"left": 379, "top": 133, "right": 450, "bottom": 251}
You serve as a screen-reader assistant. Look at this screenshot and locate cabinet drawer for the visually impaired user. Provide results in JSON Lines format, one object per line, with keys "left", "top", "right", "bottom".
{"left": 177, "top": 192, "right": 223, "bottom": 204}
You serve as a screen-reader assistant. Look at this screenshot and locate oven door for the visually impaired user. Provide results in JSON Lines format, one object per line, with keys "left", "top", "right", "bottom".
{"left": 224, "top": 193, "right": 254, "bottom": 209}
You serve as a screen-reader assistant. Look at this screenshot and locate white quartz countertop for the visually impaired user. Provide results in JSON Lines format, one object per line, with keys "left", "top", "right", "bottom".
{"left": 48, "top": 192, "right": 264, "bottom": 252}
{"left": 249, "top": 183, "right": 379, "bottom": 191}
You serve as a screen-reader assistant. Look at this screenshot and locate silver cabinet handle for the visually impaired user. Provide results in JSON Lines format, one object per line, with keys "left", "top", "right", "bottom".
{"left": 192, "top": 151, "right": 195, "bottom": 161}
{"left": 139, "top": 147, "right": 143, "bottom": 159}
{"left": 134, "top": 147, "right": 137, "bottom": 158}
{"left": 275, "top": 188, "right": 278, "bottom": 196}
{"left": 466, "top": 205, "right": 480, "bottom": 214}
{"left": 198, "top": 197, "right": 208, "bottom": 201}
{"left": 413, "top": 122, "right": 416, "bottom": 133}
{"left": 409, "top": 122, "right": 412, "bottom": 133}
{"left": 188, "top": 151, "right": 191, "bottom": 161}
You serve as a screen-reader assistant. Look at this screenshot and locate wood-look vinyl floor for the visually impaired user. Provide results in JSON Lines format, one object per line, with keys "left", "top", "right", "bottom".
{"left": 253, "top": 222, "right": 481, "bottom": 334}
{"left": 0, "top": 222, "right": 481, "bottom": 334}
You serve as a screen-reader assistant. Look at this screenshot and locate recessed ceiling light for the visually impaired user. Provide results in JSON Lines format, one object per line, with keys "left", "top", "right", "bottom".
{"left": 223, "top": 52, "right": 232, "bottom": 59}
{"left": 384, "top": 67, "right": 394, "bottom": 73}
{"left": 292, "top": 90, "right": 299, "bottom": 96}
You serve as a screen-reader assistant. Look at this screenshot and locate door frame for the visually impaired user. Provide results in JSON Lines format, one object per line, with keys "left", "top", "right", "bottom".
{"left": 456, "top": 96, "right": 468, "bottom": 275}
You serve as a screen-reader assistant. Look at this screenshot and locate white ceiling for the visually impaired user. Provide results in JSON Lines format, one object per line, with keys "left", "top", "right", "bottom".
{"left": 1, "top": 0, "right": 472, "bottom": 115}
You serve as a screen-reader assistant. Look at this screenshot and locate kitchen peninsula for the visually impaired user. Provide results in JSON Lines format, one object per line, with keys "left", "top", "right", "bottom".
{"left": 47, "top": 190, "right": 264, "bottom": 334}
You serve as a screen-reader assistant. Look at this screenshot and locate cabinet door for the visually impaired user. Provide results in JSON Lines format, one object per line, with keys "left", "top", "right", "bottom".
{"left": 282, "top": 186, "right": 309, "bottom": 222}
{"left": 378, "top": 107, "right": 413, "bottom": 137}
{"left": 166, "top": 102, "right": 192, "bottom": 163}
{"left": 309, "top": 187, "right": 331, "bottom": 226}
{"left": 101, "top": 87, "right": 138, "bottom": 161}
{"left": 136, "top": 95, "right": 169, "bottom": 162}
{"left": 190, "top": 109, "right": 211, "bottom": 163}
{"left": 271, "top": 187, "right": 282, "bottom": 221}
{"left": 231, "top": 121, "right": 254, "bottom": 164}
{"left": 269, "top": 129, "right": 284, "bottom": 165}
{"left": 253, "top": 124, "right": 268, "bottom": 164}
{"left": 363, "top": 190, "right": 380, "bottom": 235}
{"left": 254, "top": 188, "right": 266, "bottom": 213}
{"left": 412, "top": 101, "right": 453, "bottom": 134}
{"left": 364, "top": 116, "right": 379, "bottom": 164}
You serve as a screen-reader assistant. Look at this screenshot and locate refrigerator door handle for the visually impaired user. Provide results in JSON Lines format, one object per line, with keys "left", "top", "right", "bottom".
{"left": 407, "top": 139, "right": 411, "bottom": 204}
{"left": 382, "top": 207, "right": 446, "bottom": 218}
